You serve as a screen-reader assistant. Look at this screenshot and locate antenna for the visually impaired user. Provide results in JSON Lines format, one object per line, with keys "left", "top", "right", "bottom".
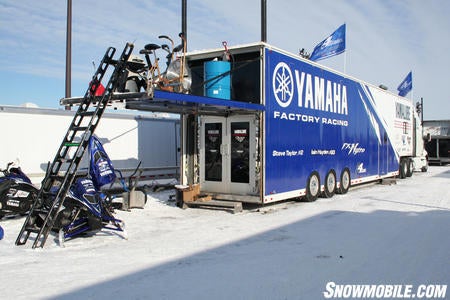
{"left": 182, "top": 0, "right": 187, "bottom": 48}
{"left": 261, "top": 0, "right": 267, "bottom": 42}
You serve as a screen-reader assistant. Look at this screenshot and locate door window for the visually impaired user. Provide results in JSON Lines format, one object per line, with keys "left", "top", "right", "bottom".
{"left": 204, "top": 123, "right": 222, "bottom": 181}
{"left": 230, "top": 122, "right": 250, "bottom": 183}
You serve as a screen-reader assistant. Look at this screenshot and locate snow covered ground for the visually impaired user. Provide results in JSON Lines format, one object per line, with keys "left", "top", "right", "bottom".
{"left": 1, "top": 166, "right": 449, "bottom": 299}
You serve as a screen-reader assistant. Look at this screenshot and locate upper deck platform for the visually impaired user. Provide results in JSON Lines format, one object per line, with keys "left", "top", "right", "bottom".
{"left": 60, "top": 90, "right": 264, "bottom": 116}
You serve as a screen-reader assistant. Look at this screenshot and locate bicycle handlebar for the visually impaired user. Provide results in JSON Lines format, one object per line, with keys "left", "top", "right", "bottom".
{"left": 1, "top": 162, "right": 14, "bottom": 174}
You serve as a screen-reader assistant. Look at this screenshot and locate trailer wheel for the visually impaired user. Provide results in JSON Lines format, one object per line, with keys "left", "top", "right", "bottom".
{"left": 322, "top": 170, "right": 336, "bottom": 198}
{"left": 406, "top": 159, "right": 413, "bottom": 177}
{"left": 399, "top": 159, "right": 407, "bottom": 179}
{"left": 337, "top": 168, "right": 350, "bottom": 194}
{"left": 304, "top": 171, "right": 320, "bottom": 202}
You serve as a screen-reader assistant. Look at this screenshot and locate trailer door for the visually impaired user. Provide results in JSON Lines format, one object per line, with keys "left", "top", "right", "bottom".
{"left": 201, "top": 117, "right": 226, "bottom": 192}
{"left": 200, "top": 115, "right": 255, "bottom": 195}
{"left": 229, "top": 116, "right": 255, "bottom": 195}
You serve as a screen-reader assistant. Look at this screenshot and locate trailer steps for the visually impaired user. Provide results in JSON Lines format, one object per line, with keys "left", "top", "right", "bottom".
{"left": 182, "top": 198, "right": 243, "bottom": 214}
{"left": 16, "top": 43, "right": 134, "bottom": 248}
{"left": 175, "top": 184, "right": 244, "bottom": 214}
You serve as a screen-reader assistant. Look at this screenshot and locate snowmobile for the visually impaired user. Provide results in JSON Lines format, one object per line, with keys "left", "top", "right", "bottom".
{"left": 41, "top": 136, "right": 127, "bottom": 246}
{"left": 51, "top": 176, "right": 127, "bottom": 246}
{"left": 0, "top": 161, "right": 38, "bottom": 219}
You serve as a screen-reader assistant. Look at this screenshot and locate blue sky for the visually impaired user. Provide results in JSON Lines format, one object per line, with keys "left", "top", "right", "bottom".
{"left": 0, "top": 0, "right": 449, "bottom": 120}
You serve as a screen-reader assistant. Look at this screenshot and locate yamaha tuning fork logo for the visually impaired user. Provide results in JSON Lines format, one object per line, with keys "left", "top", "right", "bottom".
{"left": 270, "top": 60, "right": 349, "bottom": 127}
{"left": 273, "top": 62, "right": 294, "bottom": 108}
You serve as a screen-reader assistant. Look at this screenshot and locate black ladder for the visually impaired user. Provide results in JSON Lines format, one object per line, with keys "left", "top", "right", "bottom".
{"left": 16, "top": 43, "right": 134, "bottom": 248}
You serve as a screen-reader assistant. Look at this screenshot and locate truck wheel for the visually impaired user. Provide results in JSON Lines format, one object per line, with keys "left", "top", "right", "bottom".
{"left": 406, "top": 159, "right": 413, "bottom": 177}
{"left": 337, "top": 168, "right": 350, "bottom": 194}
{"left": 399, "top": 159, "right": 407, "bottom": 179}
{"left": 304, "top": 171, "right": 320, "bottom": 202}
{"left": 322, "top": 170, "right": 336, "bottom": 198}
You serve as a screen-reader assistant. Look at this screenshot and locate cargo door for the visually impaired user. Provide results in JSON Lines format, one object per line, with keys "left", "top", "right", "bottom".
{"left": 228, "top": 116, "right": 255, "bottom": 195}
{"left": 200, "top": 115, "right": 255, "bottom": 195}
{"left": 201, "top": 117, "right": 227, "bottom": 193}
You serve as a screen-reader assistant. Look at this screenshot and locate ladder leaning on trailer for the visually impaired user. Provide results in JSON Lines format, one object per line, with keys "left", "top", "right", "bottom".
{"left": 16, "top": 43, "right": 134, "bottom": 249}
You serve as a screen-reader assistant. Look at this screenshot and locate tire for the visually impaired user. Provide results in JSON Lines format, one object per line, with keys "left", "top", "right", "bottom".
{"left": 399, "top": 158, "right": 407, "bottom": 179}
{"left": 406, "top": 159, "right": 413, "bottom": 177}
{"left": 322, "top": 170, "right": 336, "bottom": 198}
{"left": 304, "top": 171, "right": 320, "bottom": 202}
{"left": 337, "top": 168, "right": 351, "bottom": 194}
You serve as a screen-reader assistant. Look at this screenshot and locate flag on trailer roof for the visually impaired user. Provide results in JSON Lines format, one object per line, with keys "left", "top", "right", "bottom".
{"left": 310, "top": 24, "right": 346, "bottom": 62}
{"left": 397, "top": 71, "right": 413, "bottom": 97}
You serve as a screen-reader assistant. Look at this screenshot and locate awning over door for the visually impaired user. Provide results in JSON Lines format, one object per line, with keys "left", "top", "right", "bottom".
{"left": 60, "top": 90, "right": 264, "bottom": 116}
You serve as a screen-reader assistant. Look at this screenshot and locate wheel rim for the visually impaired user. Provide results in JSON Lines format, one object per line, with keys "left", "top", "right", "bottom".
{"left": 327, "top": 172, "right": 336, "bottom": 193}
{"left": 342, "top": 171, "right": 350, "bottom": 189}
{"left": 310, "top": 174, "right": 320, "bottom": 196}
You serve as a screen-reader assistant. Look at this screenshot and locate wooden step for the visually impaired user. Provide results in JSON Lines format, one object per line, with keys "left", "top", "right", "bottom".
{"left": 183, "top": 199, "right": 243, "bottom": 214}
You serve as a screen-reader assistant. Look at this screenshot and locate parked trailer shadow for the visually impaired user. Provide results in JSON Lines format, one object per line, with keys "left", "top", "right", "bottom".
{"left": 50, "top": 209, "right": 450, "bottom": 300}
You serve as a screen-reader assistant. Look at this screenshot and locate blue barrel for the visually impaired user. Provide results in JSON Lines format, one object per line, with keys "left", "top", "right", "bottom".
{"left": 204, "top": 61, "right": 231, "bottom": 100}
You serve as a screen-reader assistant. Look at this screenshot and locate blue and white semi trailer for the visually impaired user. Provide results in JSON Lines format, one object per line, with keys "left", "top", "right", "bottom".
{"left": 176, "top": 43, "right": 428, "bottom": 204}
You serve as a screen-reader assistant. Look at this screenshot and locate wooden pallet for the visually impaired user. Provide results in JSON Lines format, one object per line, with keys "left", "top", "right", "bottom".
{"left": 176, "top": 184, "right": 243, "bottom": 213}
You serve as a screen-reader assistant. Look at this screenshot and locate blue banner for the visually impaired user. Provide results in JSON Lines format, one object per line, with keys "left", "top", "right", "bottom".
{"left": 397, "top": 71, "right": 412, "bottom": 97}
{"left": 310, "top": 24, "right": 346, "bottom": 62}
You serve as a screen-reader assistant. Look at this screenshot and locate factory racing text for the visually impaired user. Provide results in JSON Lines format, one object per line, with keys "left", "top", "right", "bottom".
{"left": 273, "top": 111, "right": 348, "bottom": 127}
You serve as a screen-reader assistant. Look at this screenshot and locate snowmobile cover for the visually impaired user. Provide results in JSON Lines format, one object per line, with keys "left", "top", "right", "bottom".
{"left": 72, "top": 178, "right": 97, "bottom": 199}
{"left": 89, "top": 136, "right": 116, "bottom": 189}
